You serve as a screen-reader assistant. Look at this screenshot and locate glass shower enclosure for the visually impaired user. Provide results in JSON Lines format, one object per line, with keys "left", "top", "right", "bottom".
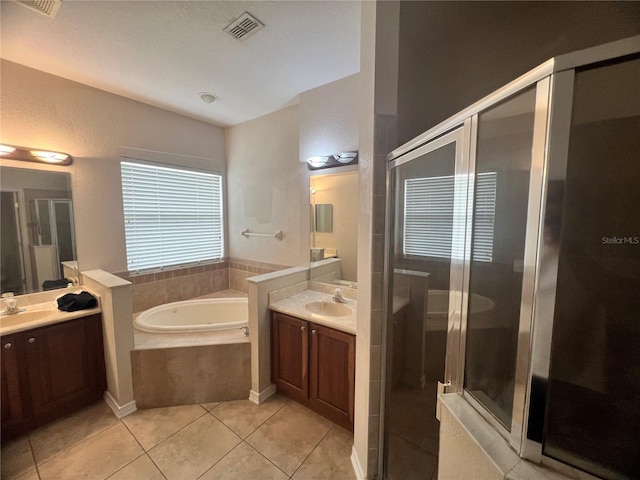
{"left": 383, "top": 37, "right": 640, "bottom": 480}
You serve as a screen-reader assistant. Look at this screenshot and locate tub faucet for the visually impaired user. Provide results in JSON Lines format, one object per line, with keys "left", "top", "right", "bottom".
{"left": 333, "top": 288, "right": 348, "bottom": 304}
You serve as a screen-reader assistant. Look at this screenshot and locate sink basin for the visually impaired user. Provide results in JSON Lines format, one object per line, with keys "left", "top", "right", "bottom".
{"left": 305, "top": 301, "right": 352, "bottom": 317}
{"left": 0, "top": 309, "right": 52, "bottom": 328}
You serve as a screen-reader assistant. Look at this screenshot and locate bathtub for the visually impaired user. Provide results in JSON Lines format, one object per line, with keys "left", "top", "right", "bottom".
{"left": 134, "top": 297, "right": 249, "bottom": 334}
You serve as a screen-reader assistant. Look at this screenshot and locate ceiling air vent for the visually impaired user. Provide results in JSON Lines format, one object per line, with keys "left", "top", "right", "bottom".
{"left": 14, "top": 0, "right": 62, "bottom": 18}
{"left": 224, "top": 12, "right": 264, "bottom": 41}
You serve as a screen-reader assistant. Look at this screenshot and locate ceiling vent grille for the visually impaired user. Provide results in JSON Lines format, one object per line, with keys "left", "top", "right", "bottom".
{"left": 224, "top": 12, "right": 264, "bottom": 41}
{"left": 14, "top": 0, "right": 62, "bottom": 18}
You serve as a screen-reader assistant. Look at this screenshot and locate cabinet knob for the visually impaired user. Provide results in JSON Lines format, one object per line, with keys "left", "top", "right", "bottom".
{"left": 311, "top": 329, "right": 317, "bottom": 335}
{"left": 28, "top": 337, "right": 36, "bottom": 344}
{"left": 3, "top": 342, "right": 11, "bottom": 349}
{"left": 300, "top": 326, "right": 305, "bottom": 332}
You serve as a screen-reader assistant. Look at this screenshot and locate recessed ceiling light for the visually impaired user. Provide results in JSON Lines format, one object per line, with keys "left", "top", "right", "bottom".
{"left": 200, "top": 93, "right": 217, "bottom": 104}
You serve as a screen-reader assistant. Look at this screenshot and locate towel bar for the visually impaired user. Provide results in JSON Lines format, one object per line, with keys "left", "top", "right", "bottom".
{"left": 241, "top": 229, "right": 283, "bottom": 240}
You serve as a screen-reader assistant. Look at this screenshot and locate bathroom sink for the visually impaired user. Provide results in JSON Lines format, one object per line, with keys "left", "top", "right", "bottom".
{"left": 305, "top": 301, "right": 352, "bottom": 317}
{"left": 0, "top": 310, "right": 52, "bottom": 328}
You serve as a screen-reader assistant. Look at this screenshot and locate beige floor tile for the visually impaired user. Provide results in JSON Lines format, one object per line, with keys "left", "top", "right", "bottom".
{"left": 9, "top": 468, "right": 40, "bottom": 480}
{"left": 386, "top": 433, "right": 437, "bottom": 480}
{"left": 293, "top": 425, "right": 355, "bottom": 479}
{"left": 246, "top": 402, "right": 332, "bottom": 476}
{"left": 199, "top": 442, "right": 288, "bottom": 480}
{"left": 201, "top": 401, "right": 221, "bottom": 411}
{"left": 211, "top": 395, "right": 287, "bottom": 438}
{"left": 148, "top": 414, "right": 240, "bottom": 480}
{"left": 122, "top": 404, "right": 206, "bottom": 450}
{"left": 29, "top": 400, "right": 118, "bottom": 464}
{"left": 107, "top": 454, "right": 165, "bottom": 480}
{"left": 0, "top": 436, "right": 35, "bottom": 479}
{"left": 37, "top": 422, "right": 143, "bottom": 480}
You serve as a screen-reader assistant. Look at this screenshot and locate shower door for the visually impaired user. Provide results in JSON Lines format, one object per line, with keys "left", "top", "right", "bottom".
{"left": 383, "top": 127, "right": 469, "bottom": 479}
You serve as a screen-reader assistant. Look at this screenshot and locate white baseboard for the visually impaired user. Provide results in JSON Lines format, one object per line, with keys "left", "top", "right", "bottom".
{"left": 248, "top": 384, "right": 277, "bottom": 405}
{"left": 351, "top": 445, "right": 365, "bottom": 480}
{"left": 104, "top": 391, "right": 137, "bottom": 419}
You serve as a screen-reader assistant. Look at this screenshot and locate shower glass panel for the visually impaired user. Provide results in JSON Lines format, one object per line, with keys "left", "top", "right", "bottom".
{"left": 385, "top": 133, "right": 459, "bottom": 479}
{"left": 463, "top": 87, "right": 536, "bottom": 429}
{"left": 543, "top": 56, "right": 640, "bottom": 480}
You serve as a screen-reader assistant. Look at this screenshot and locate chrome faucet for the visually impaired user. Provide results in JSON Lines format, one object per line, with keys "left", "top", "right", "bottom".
{"left": 333, "top": 288, "right": 348, "bottom": 304}
{"left": 1, "top": 293, "right": 19, "bottom": 315}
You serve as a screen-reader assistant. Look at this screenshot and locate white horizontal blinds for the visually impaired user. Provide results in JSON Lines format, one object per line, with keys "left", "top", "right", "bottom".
{"left": 404, "top": 175, "right": 455, "bottom": 258}
{"left": 403, "top": 172, "right": 497, "bottom": 262}
{"left": 121, "top": 161, "right": 223, "bottom": 272}
{"left": 472, "top": 172, "right": 497, "bottom": 262}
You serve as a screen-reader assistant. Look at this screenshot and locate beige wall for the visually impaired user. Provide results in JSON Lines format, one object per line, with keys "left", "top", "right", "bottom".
{"left": 226, "top": 74, "right": 360, "bottom": 270}
{"left": 0, "top": 60, "right": 226, "bottom": 274}
{"left": 225, "top": 105, "right": 306, "bottom": 267}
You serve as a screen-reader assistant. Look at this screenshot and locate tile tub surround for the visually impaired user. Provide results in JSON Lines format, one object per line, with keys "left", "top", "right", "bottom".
{"left": 116, "top": 258, "right": 290, "bottom": 312}
{"left": 1, "top": 396, "right": 355, "bottom": 480}
{"left": 115, "top": 261, "right": 230, "bottom": 314}
{"left": 268, "top": 284, "right": 357, "bottom": 335}
{"left": 229, "top": 257, "right": 292, "bottom": 294}
{"left": 131, "top": 343, "right": 251, "bottom": 408}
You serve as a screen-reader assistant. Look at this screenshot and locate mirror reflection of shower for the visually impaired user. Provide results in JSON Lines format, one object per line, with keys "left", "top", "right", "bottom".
{"left": 309, "top": 170, "right": 358, "bottom": 285}
{"left": 0, "top": 167, "right": 78, "bottom": 295}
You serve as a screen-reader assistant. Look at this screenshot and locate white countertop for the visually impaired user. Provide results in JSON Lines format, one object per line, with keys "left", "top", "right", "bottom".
{"left": 0, "top": 301, "right": 102, "bottom": 336}
{"left": 269, "top": 289, "right": 356, "bottom": 335}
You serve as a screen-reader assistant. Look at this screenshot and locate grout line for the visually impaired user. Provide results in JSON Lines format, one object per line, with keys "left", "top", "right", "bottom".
{"left": 102, "top": 446, "right": 146, "bottom": 480}
{"left": 26, "top": 437, "right": 42, "bottom": 480}
{"left": 31, "top": 415, "right": 121, "bottom": 469}
{"left": 140, "top": 407, "right": 210, "bottom": 452}
{"left": 240, "top": 439, "right": 290, "bottom": 479}
{"left": 288, "top": 422, "right": 333, "bottom": 478}
{"left": 210, "top": 395, "right": 289, "bottom": 440}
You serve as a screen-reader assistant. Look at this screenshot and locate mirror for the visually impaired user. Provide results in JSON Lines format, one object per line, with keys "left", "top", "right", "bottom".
{"left": 1, "top": 166, "right": 78, "bottom": 295}
{"left": 309, "top": 171, "right": 358, "bottom": 285}
{"left": 315, "top": 204, "right": 333, "bottom": 232}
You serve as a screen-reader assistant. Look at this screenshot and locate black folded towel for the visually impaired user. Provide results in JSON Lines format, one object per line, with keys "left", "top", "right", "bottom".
{"left": 43, "top": 278, "right": 70, "bottom": 291}
{"left": 57, "top": 291, "right": 98, "bottom": 312}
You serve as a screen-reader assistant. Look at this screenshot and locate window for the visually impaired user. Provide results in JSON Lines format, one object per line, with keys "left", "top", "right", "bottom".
{"left": 120, "top": 160, "right": 223, "bottom": 272}
{"left": 403, "top": 172, "right": 496, "bottom": 261}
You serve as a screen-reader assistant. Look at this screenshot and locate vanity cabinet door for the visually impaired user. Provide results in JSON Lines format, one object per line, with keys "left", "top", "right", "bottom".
{"left": 309, "top": 323, "right": 355, "bottom": 430}
{"left": 24, "top": 314, "right": 106, "bottom": 424}
{"left": 271, "top": 312, "right": 309, "bottom": 402}
{"left": 1, "top": 334, "right": 25, "bottom": 432}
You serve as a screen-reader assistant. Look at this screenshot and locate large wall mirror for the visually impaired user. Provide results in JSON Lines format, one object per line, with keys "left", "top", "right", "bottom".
{"left": 309, "top": 170, "right": 358, "bottom": 286}
{"left": 1, "top": 166, "right": 78, "bottom": 295}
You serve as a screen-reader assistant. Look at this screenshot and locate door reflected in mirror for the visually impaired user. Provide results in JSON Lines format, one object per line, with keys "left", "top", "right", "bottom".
{"left": 1, "top": 166, "right": 78, "bottom": 295}
{"left": 309, "top": 171, "right": 358, "bottom": 285}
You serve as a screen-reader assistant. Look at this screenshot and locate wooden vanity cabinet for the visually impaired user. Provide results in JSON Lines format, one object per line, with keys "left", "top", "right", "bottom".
{"left": 1, "top": 333, "right": 24, "bottom": 432}
{"left": 271, "top": 311, "right": 355, "bottom": 430}
{"left": 1, "top": 314, "right": 106, "bottom": 441}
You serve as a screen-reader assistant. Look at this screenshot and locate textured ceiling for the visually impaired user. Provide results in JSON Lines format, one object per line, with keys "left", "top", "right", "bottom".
{"left": 0, "top": 1, "right": 361, "bottom": 126}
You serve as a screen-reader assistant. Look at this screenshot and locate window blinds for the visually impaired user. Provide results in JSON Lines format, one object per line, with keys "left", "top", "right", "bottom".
{"left": 121, "top": 161, "right": 224, "bottom": 272}
{"left": 403, "top": 172, "right": 496, "bottom": 262}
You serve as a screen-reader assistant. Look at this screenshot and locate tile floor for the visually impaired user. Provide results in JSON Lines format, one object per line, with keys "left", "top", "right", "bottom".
{"left": 385, "top": 381, "right": 439, "bottom": 480}
{"left": 1, "top": 395, "right": 356, "bottom": 480}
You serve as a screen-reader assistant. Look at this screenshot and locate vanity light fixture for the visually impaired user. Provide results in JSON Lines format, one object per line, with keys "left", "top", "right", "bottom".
{"left": 0, "top": 144, "right": 73, "bottom": 166}
{"left": 335, "top": 152, "right": 358, "bottom": 164}
{"left": 0, "top": 145, "right": 16, "bottom": 156}
{"left": 306, "top": 151, "right": 358, "bottom": 171}
{"left": 307, "top": 156, "right": 330, "bottom": 168}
